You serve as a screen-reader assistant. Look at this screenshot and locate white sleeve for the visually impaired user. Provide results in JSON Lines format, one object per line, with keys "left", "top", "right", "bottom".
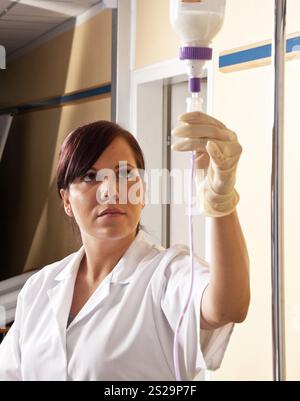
{"left": 160, "top": 252, "right": 234, "bottom": 380}
{"left": 0, "top": 289, "right": 24, "bottom": 381}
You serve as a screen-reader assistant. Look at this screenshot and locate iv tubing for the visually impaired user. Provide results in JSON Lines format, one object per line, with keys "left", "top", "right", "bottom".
{"left": 173, "top": 150, "right": 197, "bottom": 381}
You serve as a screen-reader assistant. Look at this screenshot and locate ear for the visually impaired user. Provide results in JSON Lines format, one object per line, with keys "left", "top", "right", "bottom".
{"left": 60, "top": 189, "right": 73, "bottom": 217}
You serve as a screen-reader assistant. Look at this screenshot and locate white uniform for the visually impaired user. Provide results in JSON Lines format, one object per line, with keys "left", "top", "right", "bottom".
{"left": 0, "top": 229, "right": 233, "bottom": 381}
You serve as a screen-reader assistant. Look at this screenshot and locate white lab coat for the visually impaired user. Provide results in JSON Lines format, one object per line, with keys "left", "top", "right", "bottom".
{"left": 0, "top": 229, "right": 233, "bottom": 381}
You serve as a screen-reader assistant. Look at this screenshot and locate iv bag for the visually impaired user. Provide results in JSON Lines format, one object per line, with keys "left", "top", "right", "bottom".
{"left": 170, "top": 0, "right": 226, "bottom": 46}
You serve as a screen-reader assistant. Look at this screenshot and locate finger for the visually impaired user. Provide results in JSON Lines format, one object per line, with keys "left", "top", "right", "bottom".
{"left": 195, "top": 152, "right": 210, "bottom": 170}
{"left": 207, "top": 140, "right": 243, "bottom": 158}
{"left": 172, "top": 124, "right": 237, "bottom": 141}
{"left": 178, "top": 111, "right": 227, "bottom": 129}
{"left": 206, "top": 141, "right": 242, "bottom": 170}
{"left": 171, "top": 138, "right": 208, "bottom": 152}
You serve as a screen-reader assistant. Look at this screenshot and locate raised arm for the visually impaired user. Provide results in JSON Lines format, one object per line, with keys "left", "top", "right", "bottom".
{"left": 172, "top": 111, "right": 250, "bottom": 330}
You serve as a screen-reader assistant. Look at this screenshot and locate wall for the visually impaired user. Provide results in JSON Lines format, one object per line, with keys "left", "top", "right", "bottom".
{"left": 0, "top": 9, "right": 112, "bottom": 280}
{"left": 0, "top": 10, "right": 112, "bottom": 108}
{"left": 134, "top": 0, "right": 300, "bottom": 380}
{"left": 135, "top": 0, "right": 179, "bottom": 69}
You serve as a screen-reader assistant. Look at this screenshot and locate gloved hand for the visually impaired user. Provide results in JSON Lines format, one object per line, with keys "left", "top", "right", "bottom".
{"left": 171, "top": 111, "right": 242, "bottom": 218}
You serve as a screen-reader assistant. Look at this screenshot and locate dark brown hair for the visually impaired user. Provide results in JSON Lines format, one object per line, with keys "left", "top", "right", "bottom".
{"left": 56, "top": 120, "right": 145, "bottom": 233}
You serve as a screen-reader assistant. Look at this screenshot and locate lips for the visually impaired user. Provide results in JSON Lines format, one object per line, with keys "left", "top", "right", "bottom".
{"left": 98, "top": 207, "right": 126, "bottom": 217}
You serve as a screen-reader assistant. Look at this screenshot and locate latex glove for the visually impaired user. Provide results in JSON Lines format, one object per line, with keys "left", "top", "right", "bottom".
{"left": 171, "top": 111, "right": 242, "bottom": 218}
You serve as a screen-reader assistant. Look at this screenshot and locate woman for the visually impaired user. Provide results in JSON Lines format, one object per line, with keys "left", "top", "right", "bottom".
{"left": 0, "top": 113, "right": 250, "bottom": 381}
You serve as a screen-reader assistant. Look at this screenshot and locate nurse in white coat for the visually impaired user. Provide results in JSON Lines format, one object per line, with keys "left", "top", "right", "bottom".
{"left": 0, "top": 114, "right": 250, "bottom": 381}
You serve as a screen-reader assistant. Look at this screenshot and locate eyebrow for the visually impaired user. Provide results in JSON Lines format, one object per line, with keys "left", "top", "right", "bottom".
{"left": 90, "top": 163, "right": 136, "bottom": 171}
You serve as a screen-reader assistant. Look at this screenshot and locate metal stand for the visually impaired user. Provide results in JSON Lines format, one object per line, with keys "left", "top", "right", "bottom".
{"left": 271, "top": 0, "right": 287, "bottom": 381}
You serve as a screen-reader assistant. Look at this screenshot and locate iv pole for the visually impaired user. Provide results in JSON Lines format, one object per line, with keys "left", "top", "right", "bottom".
{"left": 271, "top": 0, "right": 286, "bottom": 381}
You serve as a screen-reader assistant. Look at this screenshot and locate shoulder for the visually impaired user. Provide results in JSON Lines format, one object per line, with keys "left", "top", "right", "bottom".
{"left": 150, "top": 237, "right": 209, "bottom": 269}
{"left": 21, "top": 250, "right": 79, "bottom": 295}
{"left": 144, "top": 239, "right": 210, "bottom": 299}
{"left": 142, "top": 231, "right": 209, "bottom": 275}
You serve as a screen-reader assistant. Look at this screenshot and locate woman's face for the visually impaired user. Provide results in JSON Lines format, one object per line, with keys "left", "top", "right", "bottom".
{"left": 60, "top": 137, "right": 144, "bottom": 240}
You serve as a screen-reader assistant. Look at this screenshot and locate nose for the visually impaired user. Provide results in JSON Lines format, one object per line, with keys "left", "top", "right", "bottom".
{"left": 96, "top": 177, "right": 119, "bottom": 204}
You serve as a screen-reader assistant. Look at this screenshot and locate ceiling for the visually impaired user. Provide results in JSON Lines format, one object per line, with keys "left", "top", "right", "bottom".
{"left": 0, "top": 0, "right": 103, "bottom": 57}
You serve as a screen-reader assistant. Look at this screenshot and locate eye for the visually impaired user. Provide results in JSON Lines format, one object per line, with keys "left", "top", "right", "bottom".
{"left": 82, "top": 172, "right": 97, "bottom": 182}
{"left": 118, "top": 169, "right": 134, "bottom": 179}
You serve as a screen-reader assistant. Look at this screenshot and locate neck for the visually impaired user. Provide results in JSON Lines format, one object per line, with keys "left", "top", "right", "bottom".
{"left": 80, "top": 231, "right": 137, "bottom": 283}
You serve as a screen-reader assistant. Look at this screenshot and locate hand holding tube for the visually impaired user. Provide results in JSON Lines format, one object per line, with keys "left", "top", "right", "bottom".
{"left": 172, "top": 111, "right": 242, "bottom": 218}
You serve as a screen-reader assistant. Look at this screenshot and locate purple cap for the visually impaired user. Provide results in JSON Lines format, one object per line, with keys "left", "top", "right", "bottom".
{"left": 189, "top": 77, "right": 201, "bottom": 93}
{"left": 179, "top": 46, "right": 213, "bottom": 61}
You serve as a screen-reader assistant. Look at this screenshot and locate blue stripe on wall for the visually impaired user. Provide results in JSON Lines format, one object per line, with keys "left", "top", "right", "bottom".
{"left": 286, "top": 36, "right": 300, "bottom": 53}
{"left": 219, "top": 44, "right": 271, "bottom": 68}
{"left": 0, "top": 84, "right": 111, "bottom": 115}
{"left": 219, "top": 36, "right": 300, "bottom": 68}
